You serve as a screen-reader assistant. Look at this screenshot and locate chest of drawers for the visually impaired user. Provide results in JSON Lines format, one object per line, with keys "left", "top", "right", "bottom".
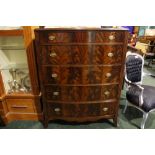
{"left": 34, "top": 28, "right": 128, "bottom": 127}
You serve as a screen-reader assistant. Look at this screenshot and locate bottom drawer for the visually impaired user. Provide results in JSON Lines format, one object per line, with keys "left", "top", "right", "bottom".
{"left": 47, "top": 102, "right": 116, "bottom": 118}
{"left": 6, "top": 99, "right": 35, "bottom": 113}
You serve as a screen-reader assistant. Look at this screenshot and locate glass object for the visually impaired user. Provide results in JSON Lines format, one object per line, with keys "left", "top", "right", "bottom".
{"left": 0, "top": 36, "right": 31, "bottom": 94}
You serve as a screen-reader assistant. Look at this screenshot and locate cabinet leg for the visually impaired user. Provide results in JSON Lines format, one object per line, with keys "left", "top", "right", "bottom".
{"left": 113, "top": 116, "right": 118, "bottom": 127}
{"left": 43, "top": 114, "right": 48, "bottom": 128}
{"left": 43, "top": 119, "right": 48, "bottom": 128}
{"left": 0, "top": 116, "right": 6, "bottom": 127}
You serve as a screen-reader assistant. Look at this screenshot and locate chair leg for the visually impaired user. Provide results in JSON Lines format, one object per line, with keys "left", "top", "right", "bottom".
{"left": 141, "top": 112, "right": 149, "bottom": 129}
{"left": 123, "top": 100, "right": 128, "bottom": 113}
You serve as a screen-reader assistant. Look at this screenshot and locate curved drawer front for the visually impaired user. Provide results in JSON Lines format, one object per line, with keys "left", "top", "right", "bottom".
{"left": 41, "top": 45, "right": 123, "bottom": 65}
{"left": 42, "top": 65, "right": 121, "bottom": 85}
{"left": 47, "top": 102, "right": 116, "bottom": 118}
{"left": 39, "top": 31, "right": 125, "bottom": 44}
{"left": 45, "top": 84, "right": 118, "bottom": 102}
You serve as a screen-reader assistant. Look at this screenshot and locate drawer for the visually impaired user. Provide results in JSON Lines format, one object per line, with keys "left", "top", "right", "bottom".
{"left": 92, "top": 45, "right": 124, "bottom": 64}
{"left": 47, "top": 102, "right": 115, "bottom": 117}
{"left": 102, "top": 66, "right": 121, "bottom": 83}
{"left": 40, "top": 31, "right": 92, "bottom": 44}
{"left": 39, "top": 31, "right": 125, "bottom": 44}
{"left": 6, "top": 99, "right": 35, "bottom": 113}
{"left": 95, "top": 31, "right": 125, "bottom": 43}
{"left": 101, "top": 84, "right": 119, "bottom": 100}
{"left": 45, "top": 86, "right": 100, "bottom": 102}
{"left": 42, "top": 66, "right": 121, "bottom": 85}
{"left": 41, "top": 45, "right": 123, "bottom": 65}
{"left": 41, "top": 45, "right": 89, "bottom": 65}
{"left": 45, "top": 84, "right": 119, "bottom": 102}
{"left": 100, "top": 102, "right": 116, "bottom": 116}
{"left": 82, "top": 85, "right": 118, "bottom": 101}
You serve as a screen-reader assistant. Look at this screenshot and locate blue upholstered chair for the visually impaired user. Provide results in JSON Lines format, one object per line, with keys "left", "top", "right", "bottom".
{"left": 123, "top": 51, "right": 155, "bottom": 129}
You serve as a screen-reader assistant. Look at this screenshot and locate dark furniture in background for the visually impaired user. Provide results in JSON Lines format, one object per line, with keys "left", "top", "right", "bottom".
{"left": 35, "top": 27, "right": 128, "bottom": 127}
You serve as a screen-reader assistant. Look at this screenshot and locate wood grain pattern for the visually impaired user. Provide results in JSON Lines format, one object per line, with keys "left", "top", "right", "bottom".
{"left": 95, "top": 31, "right": 125, "bottom": 42}
{"left": 39, "top": 30, "right": 125, "bottom": 44}
{"left": 42, "top": 65, "right": 121, "bottom": 84}
{"left": 34, "top": 28, "right": 128, "bottom": 127}
{"left": 93, "top": 45, "right": 123, "bottom": 64}
{"left": 23, "top": 26, "right": 40, "bottom": 95}
{"left": 41, "top": 45, "right": 89, "bottom": 65}
{"left": 47, "top": 102, "right": 115, "bottom": 118}
{"left": 40, "top": 31, "right": 92, "bottom": 44}
{"left": 6, "top": 99, "right": 35, "bottom": 113}
{"left": 45, "top": 84, "right": 118, "bottom": 102}
{"left": 41, "top": 45, "right": 123, "bottom": 65}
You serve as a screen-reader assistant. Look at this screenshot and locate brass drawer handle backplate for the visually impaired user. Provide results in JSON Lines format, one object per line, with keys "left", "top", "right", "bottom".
{"left": 50, "top": 51, "right": 57, "bottom": 57}
{"left": 53, "top": 92, "right": 59, "bottom": 96}
{"left": 103, "top": 107, "right": 108, "bottom": 112}
{"left": 106, "top": 73, "right": 112, "bottom": 78}
{"left": 108, "top": 52, "right": 114, "bottom": 57}
{"left": 54, "top": 108, "right": 61, "bottom": 112}
{"left": 104, "top": 91, "right": 110, "bottom": 96}
{"left": 49, "top": 35, "right": 56, "bottom": 41}
{"left": 51, "top": 73, "right": 58, "bottom": 78}
{"left": 109, "top": 34, "right": 115, "bottom": 41}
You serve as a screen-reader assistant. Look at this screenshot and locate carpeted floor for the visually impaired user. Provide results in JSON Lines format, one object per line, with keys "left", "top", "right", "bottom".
{"left": 0, "top": 63, "right": 155, "bottom": 129}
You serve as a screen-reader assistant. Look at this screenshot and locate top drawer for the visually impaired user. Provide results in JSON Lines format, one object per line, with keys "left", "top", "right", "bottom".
{"left": 39, "top": 31, "right": 125, "bottom": 44}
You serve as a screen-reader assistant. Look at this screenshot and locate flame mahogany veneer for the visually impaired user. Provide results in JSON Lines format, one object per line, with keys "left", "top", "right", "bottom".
{"left": 34, "top": 28, "right": 128, "bottom": 127}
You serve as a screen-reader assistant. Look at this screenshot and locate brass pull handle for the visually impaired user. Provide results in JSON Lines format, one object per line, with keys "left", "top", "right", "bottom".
{"left": 109, "top": 34, "right": 115, "bottom": 40}
{"left": 104, "top": 91, "right": 110, "bottom": 96}
{"left": 53, "top": 92, "right": 59, "bottom": 96}
{"left": 54, "top": 108, "right": 61, "bottom": 112}
{"left": 108, "top": 52, "right": 114, "bottom": 57}
{"left": 103, "top": 107, "right": 108, "bottom": 112}
{"left": 51, "top": 73, "right": 58, "bottom": 78}
{"left": 50, "top": 51, "right": 57, "bottom": 57}
{"left": 11, "top": 105, "right": 28, "bottom": 108}
{"left": 49, "top": 35, "right": 56, "bottom": 41}
{"left": 106, "top": 73, "right": 111, "bottom": 78}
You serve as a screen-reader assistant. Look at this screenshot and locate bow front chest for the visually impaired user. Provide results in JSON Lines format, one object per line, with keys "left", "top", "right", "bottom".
{"left": 34, "top": 28, "right": 128, "bottom": 127}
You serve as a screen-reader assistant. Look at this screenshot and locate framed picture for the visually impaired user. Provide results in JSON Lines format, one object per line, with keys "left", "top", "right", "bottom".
{"left": 138, "top": 26, "right": 149, "bottom": 36}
